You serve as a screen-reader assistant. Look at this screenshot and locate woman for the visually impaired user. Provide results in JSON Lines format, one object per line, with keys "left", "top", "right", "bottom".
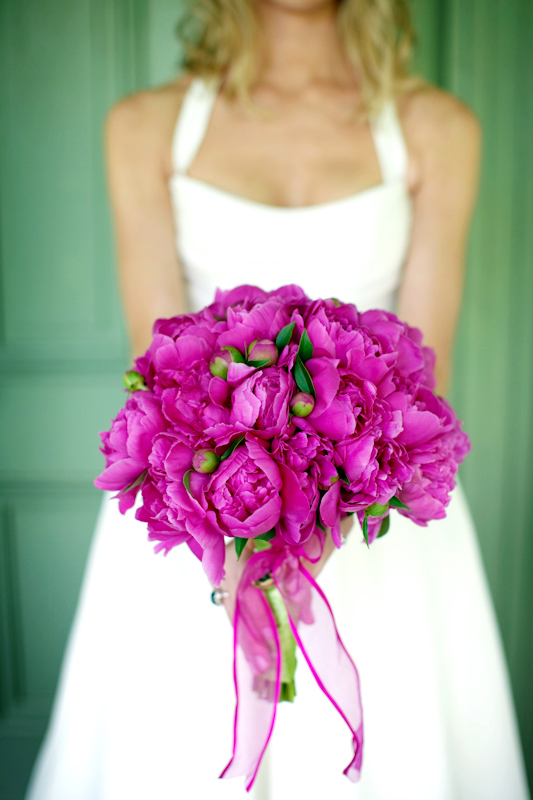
{"left": 27, "top": 0, "right": 530, "bottom": 798}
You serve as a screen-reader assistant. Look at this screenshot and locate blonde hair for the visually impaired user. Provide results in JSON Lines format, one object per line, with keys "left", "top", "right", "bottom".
{"left": 177, "top": 0, "right": 425, "bottom": 118}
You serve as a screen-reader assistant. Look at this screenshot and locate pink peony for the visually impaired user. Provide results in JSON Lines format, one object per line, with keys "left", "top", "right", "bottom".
{"left": 95, "top": 392, "right": 167, "bottom": 512}
{"left": 96, "top": 283, "right": 469, "bottom": 579}
{"left": 229, "top": 367, "right": 293, "bottom": 439}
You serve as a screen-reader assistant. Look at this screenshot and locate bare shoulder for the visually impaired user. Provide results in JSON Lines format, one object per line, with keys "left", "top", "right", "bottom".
{"left": 396, "top": 84, "right": 481, "bottom": 192}
{"left": 398, "top": 83, "right": 481, "bottom": 143}
{"left": 106, "top": 75, "right": 192, "bottom": 176}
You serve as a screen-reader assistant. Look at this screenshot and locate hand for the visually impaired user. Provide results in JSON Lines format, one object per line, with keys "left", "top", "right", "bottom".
{"left": 218, "top": 538, "right": 255, "bottom": 623}
{"left": 301, "top": 515, "right": 354, "bottom": 580}
{"left": 217, "top": 516, "right": 354, "bottom": 624}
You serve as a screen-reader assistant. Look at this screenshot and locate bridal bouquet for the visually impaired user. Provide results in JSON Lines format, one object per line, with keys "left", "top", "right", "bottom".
{"left": 95, "top": 284, "right": 470, "bottom": 790}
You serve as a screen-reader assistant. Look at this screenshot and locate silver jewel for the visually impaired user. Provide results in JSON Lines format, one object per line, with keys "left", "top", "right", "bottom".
{"left": 211, "top": 588, "right": 229, "bottom": 605}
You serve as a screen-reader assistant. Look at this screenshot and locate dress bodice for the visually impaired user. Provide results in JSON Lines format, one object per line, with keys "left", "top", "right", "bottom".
{"left": 168, "top": 78, "right": 413, "bottom": 313}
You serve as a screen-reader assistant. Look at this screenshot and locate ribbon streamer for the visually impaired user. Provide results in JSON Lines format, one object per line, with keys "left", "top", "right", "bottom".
{"left": 220, "top": 545, "right": 364, "bottom": 791}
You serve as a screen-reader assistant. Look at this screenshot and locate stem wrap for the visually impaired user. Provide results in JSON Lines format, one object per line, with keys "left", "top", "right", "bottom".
{"left": 220, "top": 544, "right": 364, "bottom": 791}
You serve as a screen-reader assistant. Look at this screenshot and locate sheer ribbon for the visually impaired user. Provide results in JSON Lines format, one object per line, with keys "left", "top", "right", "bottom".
{"left": 220, "top": 543, "right": 364, "bottom": 791}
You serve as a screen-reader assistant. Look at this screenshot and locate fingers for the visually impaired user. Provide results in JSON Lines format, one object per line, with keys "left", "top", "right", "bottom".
{"left": 340, "top": 515, "right": 354, "bottom": 537}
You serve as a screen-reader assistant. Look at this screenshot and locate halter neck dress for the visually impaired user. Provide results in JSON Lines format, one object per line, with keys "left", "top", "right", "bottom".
{"left": 170, "top": 77, "right": 411, "bottom": 314}
{"left": 26, "top": 78, "right": 530, "bottom": 800}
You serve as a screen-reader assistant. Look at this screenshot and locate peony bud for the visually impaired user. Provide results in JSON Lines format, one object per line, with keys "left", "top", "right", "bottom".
{"left": 209, "top": 351, "right": 232, "bottom": 379}
{"left": 290, "top": 391, "right": 315, "bottom": 417}
{"left": 366, "top": 501, "right": 389, "bottom": 517}
{"left": 123, "top": 370, "right": 147, "bottom": 392}
{"left": 221, "top": 345, "right": 245, "bottom": 363}
{"left": 210, "top": 347, "right": 245, "bottom": 379}
{"left": 192, "top": 448, "right": 220, "bottom": 474}
{"left": 247, "top": 339, "right": 278, "bottom": 367}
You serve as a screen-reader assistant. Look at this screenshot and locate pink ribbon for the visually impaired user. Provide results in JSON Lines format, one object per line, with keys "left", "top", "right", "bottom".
{"left": 220, "top": 544, "right": 364, "bottom": 791}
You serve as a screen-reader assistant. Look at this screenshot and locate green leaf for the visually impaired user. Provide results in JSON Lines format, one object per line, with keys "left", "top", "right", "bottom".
{"left": 389, "top": 496, "right": 410, "bottom": 510}
{"left": 298, "top": 329, "right": 313, "bottom": 362}
{"left": 336, "top": 466, "right": 350, "bottom": 486}
{"left": 235, "top": 537, "right": 248, "bottom": 559}
{"left": 220, "top": 434, "right": 245, "bottom": 461}
{"left": 362, "top": 514, "right": 369, "bottom": 548}
{"left": 254, "top": 538, "right": 272, "bottom": 552}
{"left": 377, "top": 514, "right": 390, "bottom": 538}
{"left": 275, "top": 322, "right": 295, "bottom": 351}
{"left": 248, "top": 359, "right": 270, "bottom": 368}
{"left": 183, "top": 469, "right": 192, "bottom": 495}
{"left": 293, "top": 355, "right": 315, "bottom": 397}
{"left": 120, "top": 469, "right": 147, "bottom": 494}
{"left": 316, "top": 518, "right": 326, "bottom": 533}
{"left": 255, "top": 529, "right": 275, "bottom": 542}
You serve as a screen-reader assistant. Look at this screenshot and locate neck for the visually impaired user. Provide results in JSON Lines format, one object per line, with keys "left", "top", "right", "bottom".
{"left": 254, "top": 0, "right": 356, "bottom": 92}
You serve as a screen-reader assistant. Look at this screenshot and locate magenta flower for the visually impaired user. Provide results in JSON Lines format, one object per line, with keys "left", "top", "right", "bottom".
{"left": 95, "top": 392, "right": 167, "bottom": 511}
{"left": 229, "top": 367, "right": 293, "bottom": 439}
{"left": 96, "top": 283, "right": 469, "bottom": 578}
{"left": 206, "top": 437, "right": 283, "bottom": 538}
{"left": 393, "top": 387, "right": 470, "bottom": 524}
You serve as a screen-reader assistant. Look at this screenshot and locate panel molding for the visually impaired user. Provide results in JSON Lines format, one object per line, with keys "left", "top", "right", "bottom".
{"left": 0, "top": 502, "right": 24, "bottom": 717}
{"left": 0, "top": 0, "right": 150, "bottom": 367}
{"left": 0, "top": 482, "right": 104, "bottom": 739}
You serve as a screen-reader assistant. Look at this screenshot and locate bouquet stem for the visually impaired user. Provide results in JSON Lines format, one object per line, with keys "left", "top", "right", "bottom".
{"left": 264, "top": 586, "right": 297, "bottom": 702}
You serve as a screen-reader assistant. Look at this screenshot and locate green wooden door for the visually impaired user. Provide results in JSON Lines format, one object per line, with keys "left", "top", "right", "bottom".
{"left": 1, "top": 1, "right": 531, "bottom": 797}
{"left": 0, "top": 1, "right": 147, "bottom": 796}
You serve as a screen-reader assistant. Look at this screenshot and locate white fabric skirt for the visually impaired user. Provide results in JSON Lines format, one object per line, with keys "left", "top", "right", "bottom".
{"left": 26, "top": 485, "right": 530, "bottom": 800}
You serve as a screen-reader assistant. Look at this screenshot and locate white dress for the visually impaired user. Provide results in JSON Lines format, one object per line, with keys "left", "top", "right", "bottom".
{"left": 27, "top": 79, "right": 530, "bottom": 800}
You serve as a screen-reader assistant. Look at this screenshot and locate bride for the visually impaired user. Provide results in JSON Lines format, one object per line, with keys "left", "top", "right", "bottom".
{"left": 27, "top": 0, "right": 530, "bottom": 798}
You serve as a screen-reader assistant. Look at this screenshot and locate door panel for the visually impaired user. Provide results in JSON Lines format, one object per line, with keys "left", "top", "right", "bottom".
{"left": 0, "top": 1, "right": 148, "bottom": 796}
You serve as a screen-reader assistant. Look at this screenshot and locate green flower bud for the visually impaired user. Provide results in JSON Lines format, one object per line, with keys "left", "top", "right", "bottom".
{"left": 248, "top": 339, "right": 278, "bottom": 367}
{"left": 209, "top": 352, "right": 231, "bottom": 380}
{"left": 192, "top": 449, "right": 220, "bottom": 474}
{"left": 290, "top": 391, "right": 315, "bottom": 417}
{"left": 123, "top": 370, "right": 147, "bottom": 392}
{"left": 221, "top": 345, "right": 245, "bottom": 363}
{"left": 210, "top": 347, "right": 246, "bottom": 379}
{"left": 366, "top": 502, "right": 389, "bottom": 517}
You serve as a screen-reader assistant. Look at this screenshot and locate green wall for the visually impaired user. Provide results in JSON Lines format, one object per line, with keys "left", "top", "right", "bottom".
{"left": 445, "top": 0, "right": 533, "bottom": 774}
{"left": 0, "top": 0, "right": 531, "bottom": 797}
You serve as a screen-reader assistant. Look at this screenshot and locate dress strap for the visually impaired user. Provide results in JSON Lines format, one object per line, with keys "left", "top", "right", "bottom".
{"left": 171, "top": 77, "right": 219, "bottom": 174}
{"left": 370, "top": 99, "right": 409, "bottom": 184}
